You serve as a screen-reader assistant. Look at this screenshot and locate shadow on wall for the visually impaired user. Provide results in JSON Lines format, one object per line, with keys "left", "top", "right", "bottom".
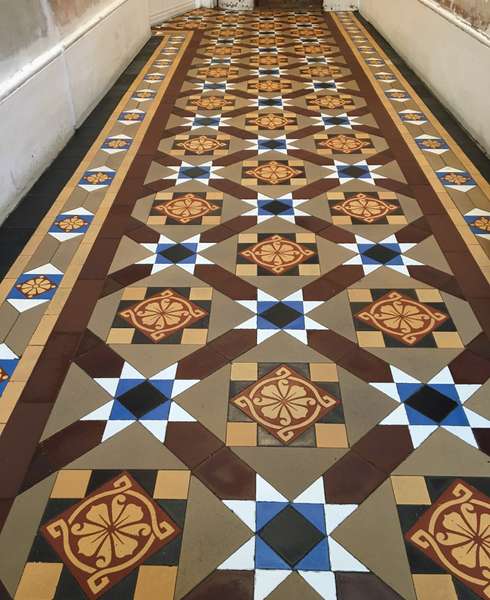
{"left": 48, "top": 0, "right": 113, "bottom": 34}
{"left": 435, "top": 0, "right": 490, "bottom": 34}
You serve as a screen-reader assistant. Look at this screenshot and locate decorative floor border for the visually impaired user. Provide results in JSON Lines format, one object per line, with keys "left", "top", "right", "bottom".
{"left": 334, "top": 12, "right": 490, "bottom": 282}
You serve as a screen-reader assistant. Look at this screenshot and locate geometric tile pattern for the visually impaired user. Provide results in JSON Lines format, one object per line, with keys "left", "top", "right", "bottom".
{"left": 1, "top": 9, "right": 490, "bottom": 600}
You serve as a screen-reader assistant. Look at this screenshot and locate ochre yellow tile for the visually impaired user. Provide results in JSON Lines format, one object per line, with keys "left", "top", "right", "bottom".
{"left": 121, "top": 287, "right": 147, "bottom": 301}
{"left": 433, "top": 332, "right": 464, "bottom": 349}
{"left": 154, "top": 470, "right": 190, "bottom": 499}
{"left": 295, "top": 232, "right": 316, "bottom": 243}
{"left": 226, "top": 422, "right": 257, "bottom": 446}
{"left": 107, "top": 328, "right": 134, "bottom": 344}
{"left": 332, "top": 216, "right": 352, "bottom": 225}
{"left": 236, "top": 264, "right": 257, "bottom": 276}
{"left": 309, "top": 363, "right": 338, "bottom": 382}
{"left": 391, "top": 476, "right": 431, "bottom": 505}
{"left": 181, "top": 329, "right": 207, "bottom": 345}
{"left": 134, "top": 566, "right": 177, "bottom": 600}
{"left": 0, "top": 382, "right": 24, "bottom": 423}
{"left": 356, "top": 331, "right": 385, "bottom": 347}
{"left": 387, "top": 215, "right": 407, "bottom": 225}
{"left": 348, "top": 288, "right": 372, "bottom": 302}
{"left": 299, "top": 264, "right": 320, "bottom": 276}
{"left": 15, "top": 563, "right": 63, "bottom": 599}
{"left": 231, "top": 363, "right": 258, "bottom": 381}
{"left": 51, "top": 470, "right": 92, "bottom": 499}
{"left": 10, "top": 347, "right": 43, "bottom": 382}
{"left": 189, "top": 287, "right": 212, "bottom": 300}
{"left": 415, "top": 288, "right": 442, "bottom": 302}
{"left": 413, "top": 574, "right": 457, "bottom": 600}
{"left": 315, "top": 424, "right": 349, "bottom": 448}
{"left": 239, "top": 233, "right": 258, "bottom": 243}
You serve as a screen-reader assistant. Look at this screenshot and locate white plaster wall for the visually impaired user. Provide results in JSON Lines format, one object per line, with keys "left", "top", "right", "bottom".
{"left": 149, "top": 0, "right": 197, "bottom": 25}
{"left": 0, "top": 0, "right": 151, "bottom": 224}
{"left": 360, "top": 0, "right": 490, "bottom": 155}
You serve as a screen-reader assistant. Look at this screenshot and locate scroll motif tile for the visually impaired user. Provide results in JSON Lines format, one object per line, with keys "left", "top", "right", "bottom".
{"left": 244, "top": 111, "right": 298, "bottom": 132}
{"left": 41, "top": 472, "right": 181, "bottom": 599}
{"left": 13, "top": 469, "right": 188, "bottom": 599}
{"left": 328, "top": 191, "right": 405, "bottom": 225}
{"left": 228, "top": 363, "right": 343, "bottom": 445}
{"left": 109, "top": 287, "right": 210, "bottom": 344}
{"left": 350, "top": 289, "right": 462, "bottom": 348}
{"left": 148, "top": 191, "right": 222, "bottom": 226}
{"left": 396, "top": 476, "right": 490, "bottom": 600}
{"left": 242, "top": 160, "right": 306, "bottom": 186}
{"left": 170, "top": 134, "right": 230, "bottom": 157}
{"left": 314, "top": 132, "right": 375, "bottom": 156}
{"left": 237, "top": 233, "right": 318, "bottom": 276}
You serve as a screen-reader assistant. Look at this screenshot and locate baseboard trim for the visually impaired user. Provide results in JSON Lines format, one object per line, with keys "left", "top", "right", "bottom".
{"left": 150, "top": 1, "right": 197, "bottom": 25}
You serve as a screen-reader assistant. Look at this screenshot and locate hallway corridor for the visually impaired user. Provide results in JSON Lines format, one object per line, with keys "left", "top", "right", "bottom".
{"left": 0, "top": 8, "right": 489, "bottom": 600}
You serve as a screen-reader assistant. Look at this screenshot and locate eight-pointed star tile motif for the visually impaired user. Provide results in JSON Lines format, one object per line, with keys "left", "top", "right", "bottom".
{"left": 326, "top": 160, "right": 385, "bottom": 185}
{"left": 82, "top": 361, "right": 199, "bottom": 442}
{"left": 219, "top": 475, "right": 366, "bottom": 600}
{"left": 242, "top": 194, "right": 309, "bottom": 223}
{"left": 162, "top": 162, "right": 224, "bottom": 186}
{"left": 236, "top": 290, "right": 326, "bottom": 344}
{"left": 371, "top": 365, "right": 490, "bottom": 449}
{"left": 340, "top": 234, "right": 421, "bottom": 275}
{"left": 137, "top": 234, "right": 215, "bottom": 274}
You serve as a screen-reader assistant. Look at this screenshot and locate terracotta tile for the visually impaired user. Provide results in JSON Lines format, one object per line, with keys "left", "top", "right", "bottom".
{"left": 164, "top": 422, "right": 223, "bottom": 468}
{"left": 352, "top": 425, "right": 413, "bottom": 473}
{"left": 323, "top": 451, "right": 386, "bottom": 504}
{"left": 194, "top": 447, "right": 256, "bottom": 499}
{"left": 183, "top": 570, "right": 254, "bottom": 600}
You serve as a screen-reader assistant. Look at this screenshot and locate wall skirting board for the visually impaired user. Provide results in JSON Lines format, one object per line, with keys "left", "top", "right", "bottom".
{"left": 360, "top": 0, "right": 490, "bottom": 156}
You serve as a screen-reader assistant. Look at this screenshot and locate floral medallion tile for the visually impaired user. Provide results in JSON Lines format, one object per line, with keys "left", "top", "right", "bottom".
{"left": 7, "top": 264, "right": 63, "bottom": 313}
{"left": 48, "top": 208, "right": 94, "bottom": 242}
{"left": 247, "top": 79, "right": 292, "bottom": 94}
{"left": 436, "top": 167, "right": 477, "bottom": 192}
{"left": 185, "top": 93, "right": 236, "bottom": 112}
{"left": 0, "top": 343, "right": 19, "bottom": 397}
{"left": 78, "top": 167, "right": 116, "bottom": 192}
{"left": 244, "top": 111, "right": 298, "bottom": 132}
{"left": 464, "top": 209, "right": 490, "bottom": 239}
{"left": 349, "top": 289, "right": 462, "bottom": 348}
{"left": 108, "top": 287, "right": 211, "bottom": 345}
{"left": 314, "top": 132, "right": 375, "bottom": 156}
{"left": 227, "top": 362, "right": 346, "bottom": 447}
{"left": 395, "top": 476, "right": 490, "bottom": 599}
{"left": 148, "top": 191, "right": 222, "bottom": 226}
{"left": 327, "top": 191, "right": 406, "bottom": 225}
{"left": 101, "top": 134, "right": 133, "bottom": 154}
{"left": 16, "top": 469, "right": 188, "bottom": 599}
{"left": 118, "top": 109, "right": 146, "bottom": 126}
{"left": 236, "top": 233, "right": 319, "bottom": 276}
{"left": 170, "top": 134, "right": 230, "bottom": 157}
{"left": 305, "top": 93, "right": 355, "bottom": 111}
{"left": 241, "top": 159, "right": 306, "bottom": 186}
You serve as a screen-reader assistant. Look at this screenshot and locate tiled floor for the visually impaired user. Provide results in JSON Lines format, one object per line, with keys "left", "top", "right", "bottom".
{"left": 0, "top": 8, "right": 489, "bottom": 600}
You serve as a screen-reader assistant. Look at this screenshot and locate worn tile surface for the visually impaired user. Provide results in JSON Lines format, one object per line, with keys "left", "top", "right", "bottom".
{"left": 0, "top": 7, "right": 489, "bottom": 600}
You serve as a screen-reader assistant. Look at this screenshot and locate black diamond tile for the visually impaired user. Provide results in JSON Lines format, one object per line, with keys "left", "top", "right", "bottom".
{"left": 263, "top": 200, "right": 289, "bottom": 215}
{"left": 260, "top": 302, "right": 302, "bottom": 328}
{"left": 159, "top": 244, "right": 195, "bottom": 263}
{"left": 341, "top": 165, "right": 367, "bottom": 178}
{"left": 117, "top": 381, "right": 167, "bottom": 419}
{"left": 259, "top": 506, "right": 324, "bottom": 567}
{"left": 183, "top": 167, "right": 207, "bottom": 178}
{"left": 405, "top": 385, "right": 458, "bottom": 423}
{"left": 363, "top": 244, "right": 399, "bottom": 264}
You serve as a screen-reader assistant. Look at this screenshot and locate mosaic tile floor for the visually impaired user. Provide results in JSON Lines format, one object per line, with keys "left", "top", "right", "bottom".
{"left": 0, "top": 8, "right": 490, "bottom": 600}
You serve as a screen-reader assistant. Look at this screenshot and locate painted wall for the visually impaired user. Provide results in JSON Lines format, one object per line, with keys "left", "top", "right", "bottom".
{"left": 0, "top": 0, "right": 152, "bottom": 223}
{"left": 360, "top": 0, "right": 490, "bottom": 155}
{"left": 434, "top": 0, "right": 490, "bottom": 34}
